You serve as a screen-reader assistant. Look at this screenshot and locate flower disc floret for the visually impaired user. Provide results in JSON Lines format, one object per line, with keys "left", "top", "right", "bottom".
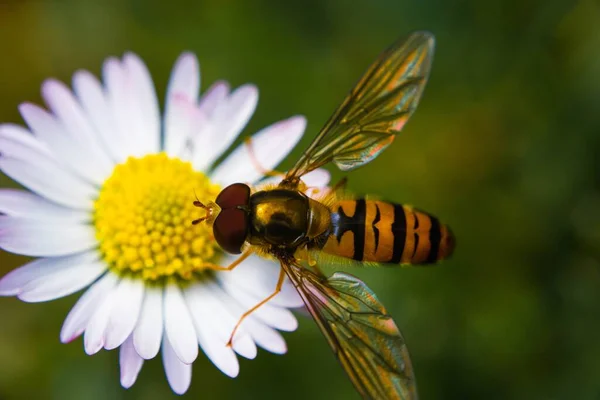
{"left": 94, "top": 153, "right": 221, "bottom": 281}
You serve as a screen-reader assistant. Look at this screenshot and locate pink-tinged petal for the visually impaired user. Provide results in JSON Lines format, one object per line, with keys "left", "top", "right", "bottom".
{"left": 184, "top": 282, "right": 256, "bottom": 360}
{"left": 84, "top": 279, "right": 120, "bottom": 354}
{"left": 185, "top": 283, "right": 240, "bottom": 377}
{"left": 164, "top": 52, "right": 200, "bottom": 157}
{"left": 39, "top": 80, "right": 114, "bottom": 180}
{"left": 0, "top": 124, "right": 95, "bottom": 209}
{"left": 217, "top": 255, "right": 303, "bottom": 308}
{"left": 123, "top": 53, "right": 160, "bottom": 154}
{"left": 0, "top": 189, "right": 89, "bottom": 222}
{"left": 133, "top": 286, "right": 164, "bottom": 360}
{"left": 193, "top": 84, "right": 258, "bottom": 171}
{"left": 120, "top": 335, "right": 144, "bottom": 389}
{"left": 162, "top": 336, "right": 192, "bottom": 395}
{"left": 197, "top": 80, "right": 229, "bottom": 116}
{"left": 164, "top": 282, "right": 198, "bottom": 364}
{"left": 0, "top": 216, "right": 96, "bottom": 257}
{"left": 0, "top": 258, "right": 46, "bottom": 296}
{"left": 104, "top": 278, "right": 145, "bottom": 350}
{"left": 103, "top": 58, "right": 145, "bottom": 158}
{"left": 72, "top": 70, "right": 129, "bottom": 162}
{"left": 210, "top": 115, "right": 305, "bottom": 186}
{"left": 60, "top": 272, "right": 119, "bottom": 343}
{"left": 0, "top": 251, "right": 97, "bottom": 297}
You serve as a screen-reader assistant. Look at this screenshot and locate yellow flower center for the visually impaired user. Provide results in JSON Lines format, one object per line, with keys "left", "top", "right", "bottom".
{"left": 94, "top": 153, "right": 221, "bottom": 282}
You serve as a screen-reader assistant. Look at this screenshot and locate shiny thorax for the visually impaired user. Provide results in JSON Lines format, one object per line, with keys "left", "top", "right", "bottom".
{"left": 322, "top": 199, "right": 454, "bottom": 265}
{"left": 247, "top": 189, "right": 330, "bottom": 249}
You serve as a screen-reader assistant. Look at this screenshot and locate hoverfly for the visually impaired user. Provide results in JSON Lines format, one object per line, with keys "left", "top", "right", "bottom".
{"left": 193, "top": 31, "right": 454, "bottom": 399}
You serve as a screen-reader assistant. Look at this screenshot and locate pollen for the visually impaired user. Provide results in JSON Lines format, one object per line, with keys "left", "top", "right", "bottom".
{"left": 94, "top": 153, "right": 222, "bottom": 282}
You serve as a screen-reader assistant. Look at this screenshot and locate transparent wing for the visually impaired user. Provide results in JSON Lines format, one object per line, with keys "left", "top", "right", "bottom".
{"left": 282, "top": 260, "right": 417, "bottom": 400}
{"left": 285, "top": 31, "right": 434, "bottom": 183}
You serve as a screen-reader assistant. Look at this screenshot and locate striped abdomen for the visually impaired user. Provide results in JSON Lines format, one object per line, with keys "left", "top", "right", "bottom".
{"left": 322, "top": 199, "right": 454, "bottom": 265}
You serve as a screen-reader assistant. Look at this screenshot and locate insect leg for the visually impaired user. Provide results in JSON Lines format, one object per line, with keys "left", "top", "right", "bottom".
{"left": 204, "top": 250, "right": 252, "bottom": 271}
{"left": 245, "top": 137, "right": 285, "bottom": 177}
{"left": 226, "top": 266, "right": 286, "bottom": 347}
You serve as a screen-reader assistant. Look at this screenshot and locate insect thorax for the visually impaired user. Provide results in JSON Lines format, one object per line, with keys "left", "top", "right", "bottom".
{"left": 247, "top": 189, "right": 331, "bottom": 250}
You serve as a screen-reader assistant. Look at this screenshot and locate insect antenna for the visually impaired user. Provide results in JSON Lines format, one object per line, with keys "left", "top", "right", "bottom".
{"left": 191, "top": 190, "right": 221, "bottom": 226}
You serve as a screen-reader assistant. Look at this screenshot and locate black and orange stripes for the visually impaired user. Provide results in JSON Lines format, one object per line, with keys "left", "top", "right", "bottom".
{"left": 322, "top": 199, "right": 454, "bottom": 265}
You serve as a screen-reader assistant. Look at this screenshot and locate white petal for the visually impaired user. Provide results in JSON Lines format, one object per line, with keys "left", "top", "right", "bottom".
{"left": 164, "top": 95, "right": 198, "bottom": 161}
{"left": 188, "top": 81, "right": 229, "bottom": 165}
{"left": 0, "top": 189, "right": 89, "bottom": 222}
{"left": 134, "top": 286, "right": 163, "bottom": 360}
{"left": 164, "top": 282, "right": 198, "bottom": 364}
{"left": 231, "top": 332, "right": 256, "bottom": 359}
{"left": 120, "top": 335, "right": 144, "bottom": 389}
{"left": 185, "top": 282, "right": 256, "bottom": 360}
{"left": 0, "top": 124, "right": 95, "bottom": 209}
{"left": 243, "top": 317, "right": 287, "bottom": 354}
{"left": 84, "top": 278, "right": 120, "bottom": 354}
{"left": 104, "top": 278, "right": 145, "bottom": 350}
{"left": 206, "top": 279, "right": 287, "bottom": 354}
{"left": 60, "top": 272, "right": 119, "bottom": 343}
{"left": 184, "top": 283, "right": 240, "bottom": 377}
{"left": 162, "top": 336, "right": 192, "bottom": 395}
{"left": 0, "top": 216, "right": 96, "bottom": 257}
{"left": 0, "top": 250, "right": 97, "bottom": 296}
{"left": 193, "top": 84, "right": 258, "bottom": 171}
{"left": 210, "top": 115, "right": 305, "bottom": 186}
{"left": 19, "top": 262, "right": 105, "bottom": 303}
{"left": 164, "top": 52, "right": 200, "bottom": 156}
{"left": 0, "top": 123, "right": 51, "bottom": 152}
{"left": 217, "top": 255, "right": 303, "bottom": 308}
{"left": 39, "top": 80, "right": 114, "bottom": 181}
{"left": 227, "top": 286, "right": 298, "bottom": 332}
{"left": 123, "top": 53, "right": 160, "bottom": 154}
{"left": 72, "top": 70, "right": 129, "bottom": 162}
{"left": 103, "top": 58, "right": 145, "bottom": 157}
{"left": 19, "top": 102, "right": 99, "bottom": 184}
{"left": 301, "top": 168, "right": 333, "bottom": 198}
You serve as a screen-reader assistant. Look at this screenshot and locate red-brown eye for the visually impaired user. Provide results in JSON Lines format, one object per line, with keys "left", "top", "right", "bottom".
{"left": 213, "top": 208, "right": 248, "bottom": 254}
{"left": 215, "top": 183, "right": 250, "bottom": 209}
{"left": 212, "top": 183, "right": 251, "bottom": 254}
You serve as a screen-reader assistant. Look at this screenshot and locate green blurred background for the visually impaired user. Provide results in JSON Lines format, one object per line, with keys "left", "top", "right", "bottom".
{"left": 1, "top": 0, "right": 599, "bottom": 399}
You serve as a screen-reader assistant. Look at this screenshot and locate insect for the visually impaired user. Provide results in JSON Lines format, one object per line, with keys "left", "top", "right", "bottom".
{"left": 193, "top": 31, "right": 454, "bottom": 400}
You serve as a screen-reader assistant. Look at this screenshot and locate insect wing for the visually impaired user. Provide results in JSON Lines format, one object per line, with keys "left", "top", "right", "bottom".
{"left": 286, "top": 31, "right": 434, "bottom": 181}
{"left": 282, "top": 261, "right": 417, "bottom": 399}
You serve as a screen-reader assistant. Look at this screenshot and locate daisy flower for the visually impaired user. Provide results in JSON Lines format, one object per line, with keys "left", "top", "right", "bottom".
{"left": 0, "top": 52, "right": 330, "bottom": 394}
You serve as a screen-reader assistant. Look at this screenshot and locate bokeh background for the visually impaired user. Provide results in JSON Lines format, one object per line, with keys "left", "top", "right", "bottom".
{"left": 1, "top": 0, "right": 599, "bottom": 399}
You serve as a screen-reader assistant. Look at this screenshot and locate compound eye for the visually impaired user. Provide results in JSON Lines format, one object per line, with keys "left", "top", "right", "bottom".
{"left": 215, "top": 183, "right": 251, "bottom": 209}
{"left": 213, "top": 208, "right": 248, "bottom": 254}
